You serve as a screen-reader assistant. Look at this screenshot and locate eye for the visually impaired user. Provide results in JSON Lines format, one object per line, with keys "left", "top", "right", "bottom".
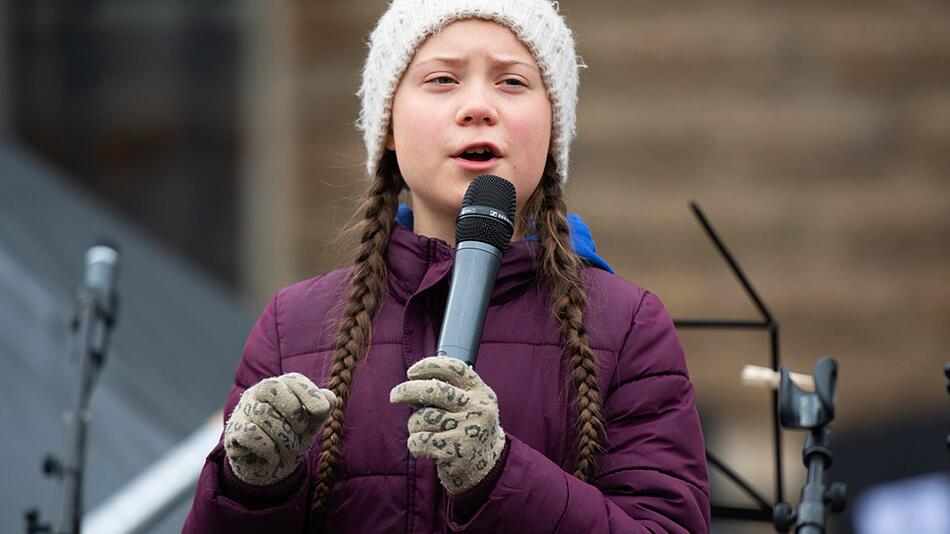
{"left": 501, "top": 78, "right": 526, "bottom": 87}
{"left": 427, "top": 75, "right": 456, "bottom": 85}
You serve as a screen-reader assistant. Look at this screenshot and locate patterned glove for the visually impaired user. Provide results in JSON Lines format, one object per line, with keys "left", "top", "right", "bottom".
{"left": 390, "top": 356, "right": 506, "bottom": 495}
{"left": 224, "top": 372, "right": 336, "bottom": 486}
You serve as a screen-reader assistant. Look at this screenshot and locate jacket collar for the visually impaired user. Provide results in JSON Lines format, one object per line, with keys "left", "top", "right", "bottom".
{"left": 385, "top": 224, "right": 539, "bottom": 305}
{"left": 387, "top": 204, "right": 613, "bottom": 304}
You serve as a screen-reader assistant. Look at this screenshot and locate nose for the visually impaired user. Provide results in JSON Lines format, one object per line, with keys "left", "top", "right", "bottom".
{"left": 455, "top": 85, "right": 498, "bottom": 126}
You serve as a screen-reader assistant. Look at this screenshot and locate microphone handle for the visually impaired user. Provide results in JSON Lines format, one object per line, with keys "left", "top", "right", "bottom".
{"left": 436, "top": 241, "right": 502, "bottom": 366}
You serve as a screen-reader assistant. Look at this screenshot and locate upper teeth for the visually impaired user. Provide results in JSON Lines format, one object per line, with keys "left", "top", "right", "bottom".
{"left": 464, "top": 146, "right": 492, "bottom": 155}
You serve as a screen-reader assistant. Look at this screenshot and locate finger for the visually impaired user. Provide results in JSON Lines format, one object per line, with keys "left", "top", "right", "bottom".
{"left": 390, "top": 379, "right": 473, "bottom": 411}
{"left": 252, "top": 378, "right": 310, "bottom": 435}
{"left": 224, "top": 412, "right": 277, "bottom": 464}
{"left": 408, "top": 407, "right": 461, "bottom": 433}
{"left": 321, "top": 389, "right": 336, "bottom": 409}
{"left": 407, "top": 421, "right": 500, "bottom": 462}
{"left": 281, "top": 373, "right": 335, "bottom": 421}
{"left": 406, "top": 356, "right": 480, "bottom": 390}
{"left": 241, "top": 398, "right": 301, "bottom": 454}
{"left": 226, "top": 429, "right": 278, "bottom": 483}
{"left": 407, "top": 427, "right": 469, "bottom": 461}
{"left": 418, "top": 419, "right": 498, "bottom": 452}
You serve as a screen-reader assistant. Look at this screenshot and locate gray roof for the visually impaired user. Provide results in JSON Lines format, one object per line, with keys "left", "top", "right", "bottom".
{"left": 0, "top": 138, "right": 254, "bottom": 533}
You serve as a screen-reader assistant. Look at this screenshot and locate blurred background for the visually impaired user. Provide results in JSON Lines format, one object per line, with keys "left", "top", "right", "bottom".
{"left": 1, "top": 0, "right": 947, "bottom": 533}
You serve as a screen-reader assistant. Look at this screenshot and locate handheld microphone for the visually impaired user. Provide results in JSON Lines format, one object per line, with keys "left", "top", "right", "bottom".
{"left": 436, "top": 174, "right": 516, "bottom": 366}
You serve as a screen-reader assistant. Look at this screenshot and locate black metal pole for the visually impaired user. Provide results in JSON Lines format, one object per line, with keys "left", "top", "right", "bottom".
{"left": 772, "top": 324, "right": 784, "bottom": 505}
{"left": 706, "top": 451, "right": 773, "bottom": 512}
{"left": 57, "top": 295, "right": 103, "bottom": 534}
{"left": 795, "top": 427, "right": 832, "bottom": 534}
{"left": 688, "top": 201, "right": 773, "bottom": 324}
{"left": 674, "top": 319, "right": 770, "bottom": 330}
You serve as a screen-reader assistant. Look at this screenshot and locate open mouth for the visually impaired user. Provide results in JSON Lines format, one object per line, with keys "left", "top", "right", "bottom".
{"left": 457, "top": 147, "right": 497, "bottom": 162}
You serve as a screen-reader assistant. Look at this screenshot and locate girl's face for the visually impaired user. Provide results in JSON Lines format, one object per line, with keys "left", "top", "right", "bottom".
{"left": 386, "top": 19, "right": 553, "bottom": 237}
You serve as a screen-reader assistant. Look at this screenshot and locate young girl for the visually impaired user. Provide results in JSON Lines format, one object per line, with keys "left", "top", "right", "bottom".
{"left": 185, "top": 1, "right": 710, "bottom": 532}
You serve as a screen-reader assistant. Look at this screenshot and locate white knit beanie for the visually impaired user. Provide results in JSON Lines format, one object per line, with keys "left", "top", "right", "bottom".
{"left": 357, "top": 0, "right": 582, "bottom": 184}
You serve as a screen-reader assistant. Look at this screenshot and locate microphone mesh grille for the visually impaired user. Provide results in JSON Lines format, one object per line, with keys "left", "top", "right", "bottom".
{"left": 456, "top": 174, "right": 517, "bottom": 251}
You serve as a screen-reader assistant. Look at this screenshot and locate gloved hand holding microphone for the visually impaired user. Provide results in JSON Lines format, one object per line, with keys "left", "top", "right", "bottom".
{"left": 390, "top": 356, "right": 506, "bottom": 495}
{"left": 389, "top": 175, "right": 515, "bottom": 495}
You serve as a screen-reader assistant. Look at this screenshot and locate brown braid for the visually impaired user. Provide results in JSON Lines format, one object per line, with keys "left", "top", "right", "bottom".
{"left": 311, "top": 151, "right": 403, "bottom": 512}
{"left": 522, "top": 158, "right": 607, "bottom": 482}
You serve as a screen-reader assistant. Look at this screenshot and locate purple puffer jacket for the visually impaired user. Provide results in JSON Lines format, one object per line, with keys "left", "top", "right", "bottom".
{"left": 183, "top": 225, "right": 710, "bottom": 533}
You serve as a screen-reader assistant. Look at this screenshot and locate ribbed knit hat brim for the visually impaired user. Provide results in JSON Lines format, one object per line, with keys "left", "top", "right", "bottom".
{"left": 357, "top": 0, "right": 581, "bottom": 184}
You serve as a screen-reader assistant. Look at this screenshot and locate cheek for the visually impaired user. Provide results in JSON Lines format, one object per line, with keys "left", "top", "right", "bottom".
{"left": 507, "top": 109, "right": 551, "bottom": 202}
{"left": 509, "top": 106, "right": 551, "bottom": 166}
{"left": 510, "top": 116, "right": 551, "bottom": 174}
{"left": 391, "top": 102, "right": 443, "bottom": 198}
{"left": 393, "top": 105, "right": 443, "bottom": 166}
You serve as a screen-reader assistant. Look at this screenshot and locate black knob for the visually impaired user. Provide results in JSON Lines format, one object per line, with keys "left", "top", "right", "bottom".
{"left": 773, "top": 502, "right": 795, "bottom": 533}
{"left": 23, "top": 507, "right": 52, "bottom": 533}
{"left": 827, "top": 482, "right": 848, "bottom": 513}
{"left": 42, "top": 454, "right": 63, "bottom": 478}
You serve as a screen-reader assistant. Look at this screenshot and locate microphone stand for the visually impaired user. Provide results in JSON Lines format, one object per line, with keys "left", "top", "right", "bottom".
{"left": 772, "top": 358, "right": 846, "bottom": 533}
{"left": 24, "top": 246, "right": 119, "bottom": 534}
{"left": 60, "top": 285, "right": 117, "bottom": 534}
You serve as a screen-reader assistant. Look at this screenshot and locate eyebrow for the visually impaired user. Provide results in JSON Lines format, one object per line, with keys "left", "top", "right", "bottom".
{"left": 410, "top": 55, "right": 539, "bottom": 73}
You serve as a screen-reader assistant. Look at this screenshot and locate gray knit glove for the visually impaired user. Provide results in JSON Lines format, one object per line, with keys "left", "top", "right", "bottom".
{"left": 390, "top": 356, "right": 506, "bottom": 495}
{"left": 224, "top": 372, "right": 336, "bottom": 486}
